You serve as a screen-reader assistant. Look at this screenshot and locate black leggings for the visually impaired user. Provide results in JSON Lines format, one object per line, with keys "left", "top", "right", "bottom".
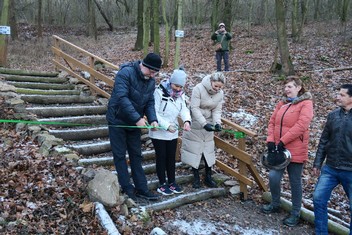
{"left": 151, "top": 138, "right": 178, "bottom": 185}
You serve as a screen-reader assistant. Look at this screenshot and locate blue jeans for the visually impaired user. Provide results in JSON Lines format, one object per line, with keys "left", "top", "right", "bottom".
{"left": 216, "top": 51, "right": 229, "bottom": 71}
{"left": 268, "top": 162, "right": 303, "bottom": 216}
{"left": 313, "top": 165, "right": 352, "bottom": 235}
{"left": 108, "top": 126, "right": 149, "bottom": 193}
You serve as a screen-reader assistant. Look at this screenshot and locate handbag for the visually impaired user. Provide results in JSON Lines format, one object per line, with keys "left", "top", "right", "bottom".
{"left": 213, "top": 34, "right": 225, "bottom": 52}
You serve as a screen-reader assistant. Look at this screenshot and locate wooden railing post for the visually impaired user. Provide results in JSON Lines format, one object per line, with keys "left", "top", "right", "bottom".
{"left": 238, "top": 137, "right": 248, "bottom": 200}
{"left": 89, "top": 56, "right": 96, "bottom": 96}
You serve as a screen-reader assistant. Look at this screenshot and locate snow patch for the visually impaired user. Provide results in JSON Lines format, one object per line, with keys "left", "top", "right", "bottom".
{"left": 169, "top": 219, "right": 279, "bottom": 235}
{"left": 231, "top": 109, "right": 258, "bottom": 129}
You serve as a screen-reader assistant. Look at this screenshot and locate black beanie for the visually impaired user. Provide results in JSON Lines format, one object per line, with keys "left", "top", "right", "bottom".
{"left": 142, "top": 53, "right": 162, "bottom": 71}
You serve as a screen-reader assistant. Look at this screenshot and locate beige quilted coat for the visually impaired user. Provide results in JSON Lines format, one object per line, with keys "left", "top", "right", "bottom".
{"left": 181, "top": 75, "right": 223, "bottom": 169}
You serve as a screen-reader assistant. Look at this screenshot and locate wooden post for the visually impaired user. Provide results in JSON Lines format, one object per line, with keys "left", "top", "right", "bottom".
{"left": 238, "top": 137, "right": 248, "bottom": 200}
{"left": 0, "top": 0, "right": 10, "bottom": 67}
{"left": 89, "top": 56, "right": 96, "bottom": 96}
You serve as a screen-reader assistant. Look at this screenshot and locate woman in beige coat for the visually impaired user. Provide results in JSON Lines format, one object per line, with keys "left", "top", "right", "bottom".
{"left": 181, "top": 72, "right": 225, "bottom": 188}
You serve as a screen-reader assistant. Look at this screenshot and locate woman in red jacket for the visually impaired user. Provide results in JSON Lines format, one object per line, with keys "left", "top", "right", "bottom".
{"left": 261, "top": 76, "right": 314, "bottom": 227}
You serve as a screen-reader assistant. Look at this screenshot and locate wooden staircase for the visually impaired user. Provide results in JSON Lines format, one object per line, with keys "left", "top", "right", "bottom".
{"left": 1, "top": 69, "right": 228, "bottom": 210}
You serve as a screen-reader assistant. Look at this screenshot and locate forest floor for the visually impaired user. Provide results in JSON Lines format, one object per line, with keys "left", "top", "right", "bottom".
{"left": 1, "top": 21, "right": 352, "bottom": 234}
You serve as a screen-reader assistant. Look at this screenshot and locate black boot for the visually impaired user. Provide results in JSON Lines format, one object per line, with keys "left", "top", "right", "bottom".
{"left": 204, "top": 166, "right": 217, "bottom": 188}
{"left": 192, "top": 168, "right": 201, "bottom": 189}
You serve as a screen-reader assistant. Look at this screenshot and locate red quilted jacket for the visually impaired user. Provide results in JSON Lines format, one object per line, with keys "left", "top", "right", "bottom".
{"left": 266, "top": 92, "right": 314, "bottom": 163}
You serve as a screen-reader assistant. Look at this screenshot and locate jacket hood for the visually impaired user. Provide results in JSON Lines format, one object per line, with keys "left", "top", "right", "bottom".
{"left": 119, "top": 61, "right": 144, "bottom": 80}
{"left": 283, "top": 91, "right": 313, "bottom": 104}
{"left": 201, "top": 75, "right": 219, "bottom": 95}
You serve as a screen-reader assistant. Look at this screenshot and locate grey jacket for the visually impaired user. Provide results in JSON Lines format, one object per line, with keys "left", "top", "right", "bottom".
{"left": 313, "top": 108, "right": 352, "bottom": 171}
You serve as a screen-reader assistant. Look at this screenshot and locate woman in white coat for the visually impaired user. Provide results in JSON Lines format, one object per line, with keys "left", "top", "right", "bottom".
{"left": 181, "top": 72, "right": 225, "bottom": 188}
{"left": 149, "top": 69, "right": 191, "bottom": 196}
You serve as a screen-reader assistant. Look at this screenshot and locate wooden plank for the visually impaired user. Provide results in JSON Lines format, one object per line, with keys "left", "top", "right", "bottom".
{"left": 248, "top": 163, "right": 268, "bottom": 192}
{"left": 221, "top": 118, "right": 257, "bottom": 137}
{"left": 216, "top": 160, "right": 254, "bottom": 187}
{"left": 52, "top": 35, "right": 119, "bottom": 70}
{"left": 52, "top": 47, "right": 114, "bottom": 86}
{"left": 214, "top": 137, "right": 252, "bottom": 165}
{"left": 53, "top": 60, "right": 110, "bottom": 98}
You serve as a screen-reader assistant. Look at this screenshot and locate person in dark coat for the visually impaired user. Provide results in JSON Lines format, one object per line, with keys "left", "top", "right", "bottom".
{"left": 313, "top": 84, "right": 352, "bottom": 234}
{"left": 106, "top": 53, "right": 162, "bottom": 201}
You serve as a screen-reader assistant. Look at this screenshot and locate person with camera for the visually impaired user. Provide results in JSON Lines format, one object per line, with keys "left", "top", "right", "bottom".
{"left": 181, "top": 72, "right": 225, "bottom": 189}
{"left": 211, "top": 22, "right": 232, "bottom": 72}
{"left": 261, "top": 76, "right": 314, "bottom": 227}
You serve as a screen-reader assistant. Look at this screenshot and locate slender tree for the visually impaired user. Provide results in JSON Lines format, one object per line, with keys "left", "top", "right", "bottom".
{"left": 174, "top": 0, "right": 183, "bottom": 69}
{"left": 143, "top": 0, "right": 150, "bottom": 56}
{"left": 37, "top": 0, "right": 42, "bottom": 38}
{"left": 275, "top": 0, "right": 294, "bottom": 75}
{"left": 152, "top": 0, "right": 160, "bottom": 54}
{"left": 161, "top": 0, "right": 170, "bottom": 66}
{"left": 94, "top": 0, "right": 113, "bottom": 31}
{"left": 0, "top": 0, "right": 9, "bottom": 67}
{"left": 87, "top": 0, "right": 97, "bottom": 40}
{"left": 134, "top": 0, "right": 144, "bottom": 51}
{"left": 9, "top": 0, "right": 18, "bottom": 40}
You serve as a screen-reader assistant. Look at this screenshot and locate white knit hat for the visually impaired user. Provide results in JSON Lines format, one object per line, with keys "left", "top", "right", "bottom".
{"left": 170, "top": 69, "right": 187, "bottom": 87}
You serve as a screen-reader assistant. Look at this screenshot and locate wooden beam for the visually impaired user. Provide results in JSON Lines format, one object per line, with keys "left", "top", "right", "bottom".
{"left": 221, "top": 118, "right": 257, "bottom": 137}
{"left": 214, "top": 137, "right": 252, "bottom": 165}
{"left": 53, "top": 60, "right": 110, "bottom": 98}
{"left": 216, "top": 160, "right": 254, "bottom": 187}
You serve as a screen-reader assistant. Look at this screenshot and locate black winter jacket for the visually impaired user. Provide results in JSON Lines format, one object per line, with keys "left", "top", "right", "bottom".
{"left": 313, "top": 108, "right": 352, "bottom": 171}
{"left": 106, "top": 61, "right": 157, "bottom": 126}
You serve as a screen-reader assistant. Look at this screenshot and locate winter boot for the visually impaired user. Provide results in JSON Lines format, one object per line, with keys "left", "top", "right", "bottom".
{"left": 192, "top": 168, "right": 201, "bottom": 188}
{"left": 204, "top": 166, "right": 217, "bottom": 188}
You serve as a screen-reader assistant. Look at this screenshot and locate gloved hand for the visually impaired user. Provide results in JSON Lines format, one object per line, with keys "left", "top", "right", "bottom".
{"left": 214, "top": 124, "right": 222, "bottom": 132}
{"left": 267, "top": 142, "right": 275, "bottom": 152}
{"left": 277, "top": 141, "right": 285, "bottom": 152}
{"left": 203, "top": 123, "right": 215, "bottom": 132}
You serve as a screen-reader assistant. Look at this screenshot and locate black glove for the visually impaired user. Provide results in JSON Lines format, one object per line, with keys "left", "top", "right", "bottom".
{"left": 214, "top": 124, "right": 222, "bottom": 132}
{"left": 267, "top": 142, "right": 275, "bottom": 152}
{"left": 203, "top": 123, "right": 215, "bottom": 132}
{"left": 277, "top": 141, "right": 285, "bottom": 152}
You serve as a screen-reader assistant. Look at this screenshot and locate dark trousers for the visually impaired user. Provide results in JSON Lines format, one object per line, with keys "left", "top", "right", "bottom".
{"left": 108, "top": 126, "right": 148, "bottom": 193}
{"left": 152, "top": 138, "right": 178, "bottom": 185}
{"left": 216, "top": 51, "right": 230, "bottom": 71}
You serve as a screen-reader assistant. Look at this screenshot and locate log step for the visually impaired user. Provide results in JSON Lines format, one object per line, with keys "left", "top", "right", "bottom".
{"left": 26, "top": 105, "right": 107, "bottom": 117}
{"left": 16, "top": 88, "right": 80, "bottom": 95}
{"left": 21, "top": 95, "right": 96, "bottom": 104}
{"left": 2, "top": 74, "right": 67, "bottom": 83}
{"left": 37, "top": 115, "right": 107, "bottom": 126}
{"left": 7, "top": 81, "right": 75, "bottom": 90}
{"left": 77, "top": 150, "right": 156, "bottom": 166}
{"left": 0, "top": 68, "right": 59, "bottom": 77}
{"left": 49, "top": 126, "right": 108, "bottom": 140}
{"left": 67, "top": 140, "right": 111, "bottom": 155}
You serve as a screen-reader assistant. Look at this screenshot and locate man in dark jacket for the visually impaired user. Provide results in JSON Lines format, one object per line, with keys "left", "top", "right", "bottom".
{"left": 211, "top": 22, "right": 232, "bottom": 72}
{"left": 313, "top": 84, "right": 352, "bottom": 234}
{"left": 106, "top": 53, "right": 162, "bottom": 201}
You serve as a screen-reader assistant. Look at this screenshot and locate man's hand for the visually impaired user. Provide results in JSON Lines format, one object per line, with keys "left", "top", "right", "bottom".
{"left": 150, "top": 121, "right": 159, "bottom": 131}
{"left": 313, "top": 167, "right": 321, "bottom": 177}
{"left": 183, "top": 122, "right": 191, "bottom": 131}
{"left": 136, "top": 118, "right": 147, "bottom": 127}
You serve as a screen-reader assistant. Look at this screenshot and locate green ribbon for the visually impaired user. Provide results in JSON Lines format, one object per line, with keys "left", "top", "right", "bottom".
{"left": 0, "top": 119, "right": 246, "bottom": 138}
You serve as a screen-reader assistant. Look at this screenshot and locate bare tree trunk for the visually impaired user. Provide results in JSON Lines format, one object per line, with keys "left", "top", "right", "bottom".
{"left": 211, "top": 0, "right": 220, "bottom": 32}
{"left": 143, "top": 0, "right": 151, "bottom": 56}
{"left": 246, "top": 0, "right": 253, "bottom": 37}
{"left": 93, "top": 0, "right": 113, "bottom": 31}
{"left": 174, "top": 0, "right": 183, "bottom": 69}
{"left": 0, "top": 0, "right": 10, "bottom": 67}
{"left": 340, "top": 0, "right": 350, "bottom": 35}
{"left": 9, "top": 0, "right": 18, "bottom": 40}
{"left": 37, "top": 0, "right": 42, "bottom": 38}
{"left": 275, "top": 0, "right": 294, "bottom": 75}
{"left": 296, "top": 0, "right": 309, "bottom": 43}
{"left": 292, "top": 0, "right": 298, "bottom": 41}
{"left": 87, "top": 0, "right": 97, "bottom": 40}
{"left": 161, "top": 0, "right": 170, "bottom": 67}
{"left": 134, "top": 0, "right": 144, "bottom": 51}
{"left": 314, "top": 0, "right": 320, "bottom": 20}
{"left": 152, "top": 0, "right": 160, "bottom": 54}
{"left": 224, "top": 0, "right": 233, "bottom": 33}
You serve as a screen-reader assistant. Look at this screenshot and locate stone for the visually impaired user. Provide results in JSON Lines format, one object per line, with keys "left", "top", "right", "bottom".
{"left": 87, "top": 169, "right": 120, "bottom": 207}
